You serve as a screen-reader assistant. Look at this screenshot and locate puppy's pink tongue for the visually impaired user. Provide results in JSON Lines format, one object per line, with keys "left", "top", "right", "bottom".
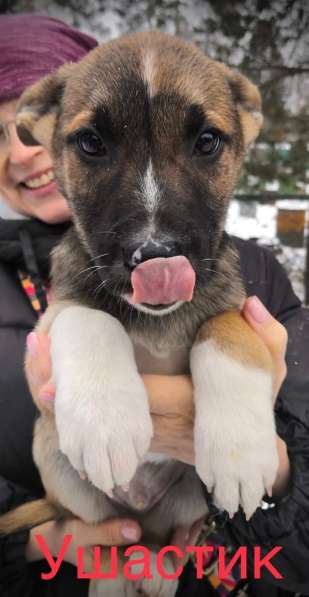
{"left": 130, "top": 256, "right": 195, "bottom": 305}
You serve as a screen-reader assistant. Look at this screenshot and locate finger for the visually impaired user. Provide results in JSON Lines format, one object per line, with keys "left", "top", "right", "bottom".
{"left": 26, "top": 332, "right": 52, "bottom": 389}
{"left": 170, "top": 525, "right": 190, "bottom": 567}
{"left": 171, "top": 517, "right": 204, "bottom": 567}
{"left": 171, "top": 525, "right": 190, "bottom": 548}
{"left": 75, "top": 518, "right": 142, "bottom": 546}
{"left": 38, "top": 380, "right": 56, "bottom": 412}
{"left": 243, "top": 296, "right": 288, "bottom": 361}
{"left": 187, "top": 517, "right": 205, "bottom": 545}
{"left": 243, "top": 296, "right": 288, "bottom": 397}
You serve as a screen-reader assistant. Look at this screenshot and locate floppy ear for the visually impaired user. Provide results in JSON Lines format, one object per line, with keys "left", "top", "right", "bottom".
{"left": 16, "top": 63, "right": 76, "bottom": 152}
{"left": 218, "top": 63, "right": 263, "bottom": 148}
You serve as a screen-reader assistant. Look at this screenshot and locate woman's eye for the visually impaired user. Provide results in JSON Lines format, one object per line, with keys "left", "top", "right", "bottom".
{"left": 194, "top": 130, "right": 222, "bottom": 156}
{"left": 76, "top": 130, "right": 106, "bottom": 157}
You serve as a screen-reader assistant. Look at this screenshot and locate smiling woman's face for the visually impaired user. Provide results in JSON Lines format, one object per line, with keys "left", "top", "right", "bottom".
{"left": 0, "top": 99, "right": 71, "bottom": 224}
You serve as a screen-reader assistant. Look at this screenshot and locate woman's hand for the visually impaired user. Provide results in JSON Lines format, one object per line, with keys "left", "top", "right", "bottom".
{"left": 25, "top": 516, "right": 141, "bottom": 566}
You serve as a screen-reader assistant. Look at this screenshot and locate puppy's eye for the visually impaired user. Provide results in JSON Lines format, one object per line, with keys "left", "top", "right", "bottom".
{"left": 76, "top": 130, "right": 106, "bottom": 157}
{"left": 194, "top": 130, "right": 222, "bottom": 156}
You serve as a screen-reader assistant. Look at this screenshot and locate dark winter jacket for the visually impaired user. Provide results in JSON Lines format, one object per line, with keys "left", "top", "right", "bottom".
{"left": 0, "top": 217, "right": 309, "bottom": 597}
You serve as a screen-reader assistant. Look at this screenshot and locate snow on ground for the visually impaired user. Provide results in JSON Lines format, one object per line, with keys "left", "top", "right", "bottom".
{"left": 226, "top": 200, "right": 307, "bottom": 302}
{"left": 227, "top": 201, "right": 277, "bottom": 242}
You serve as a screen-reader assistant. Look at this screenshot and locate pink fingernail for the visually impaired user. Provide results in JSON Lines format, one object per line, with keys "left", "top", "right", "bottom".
{"left": 246, "top": 296, "right": 270, "bottom": 324}
{"left": 121, "top": 526, "right": 139, "bottom": 541}
{"left": 27, "top": 332, "right": 39, "bottom": 357}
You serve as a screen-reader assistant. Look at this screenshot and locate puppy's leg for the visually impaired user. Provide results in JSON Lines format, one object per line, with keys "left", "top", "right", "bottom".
{"left": 33, "top": 415, "right": 119, "bottom": 524}
{"left": 90, "top": 469, "right": 207, "bottom": 597}
{"left": 190, "top": 310, "right": 278, "bottom": 519}
{"left": 91, "top": 548, "right": 178, "bottom": 597}
{"left": 128, "top": 469, "right": 207, "bottom": 597}
{"left": 89, "top": 551, "right": 138, "bottom": 597}
{"left": 131, "top": 550, "right": 178, "bottom": 597}
{"left": 143, "top": 466, "right": 207, "bottom": 534}
{"left": 43, "top": 304, "right": 152, "bottom": 494}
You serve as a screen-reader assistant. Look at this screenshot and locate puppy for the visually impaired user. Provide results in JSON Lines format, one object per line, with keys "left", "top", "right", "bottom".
{"left": 0, "top": 31, "right": 278, "bottom": 596}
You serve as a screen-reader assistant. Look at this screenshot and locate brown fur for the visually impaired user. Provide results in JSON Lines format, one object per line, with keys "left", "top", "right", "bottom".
{"left": 64, "top": 110, "right": 93, "bottom": 136}
{"left": 196, "top": 311, "right": 273, "bottom": 372}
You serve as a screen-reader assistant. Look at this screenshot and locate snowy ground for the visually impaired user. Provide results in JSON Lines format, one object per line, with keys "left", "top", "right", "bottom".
{"left": 226, "top": 200, "right": 308, "bottom": 302}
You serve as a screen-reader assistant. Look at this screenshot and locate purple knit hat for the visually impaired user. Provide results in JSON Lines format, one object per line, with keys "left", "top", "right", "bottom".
{"left": 0, "top": 13, "right": 97, "bottom": 103}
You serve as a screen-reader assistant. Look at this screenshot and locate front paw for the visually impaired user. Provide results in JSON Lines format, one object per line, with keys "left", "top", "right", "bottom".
{"left": 192, "top": 346, "right": 278, "bottom": 519}
{"left": 50, "top": 306, "right": 153, "bottom": 494}
{"left": 55, "top": 373, "right": 153, "bottom": 493}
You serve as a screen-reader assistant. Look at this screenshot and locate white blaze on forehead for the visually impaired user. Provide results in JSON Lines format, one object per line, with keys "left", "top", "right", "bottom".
{"left": 142, "top": 52, "right": 156, "bottom": 98}
{"left": 140, "top": 160, "right": 160, "bottom": 214}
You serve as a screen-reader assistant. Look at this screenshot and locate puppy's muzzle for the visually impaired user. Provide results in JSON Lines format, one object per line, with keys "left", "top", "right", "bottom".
{"left": 123, "top": 239, "right": 181, "bottom": 270}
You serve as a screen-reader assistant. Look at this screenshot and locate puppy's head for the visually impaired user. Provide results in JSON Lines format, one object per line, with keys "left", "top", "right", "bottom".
{"left": 17, "top": 31, "right": 262, "bottom": 315}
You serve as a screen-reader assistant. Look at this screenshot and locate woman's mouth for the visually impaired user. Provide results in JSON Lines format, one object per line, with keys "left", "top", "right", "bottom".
{"left": 22, "top": 169, "right": 55, "bottom": 189}
{"left": 19, "top": 169, "right": 57, "bottom": 198}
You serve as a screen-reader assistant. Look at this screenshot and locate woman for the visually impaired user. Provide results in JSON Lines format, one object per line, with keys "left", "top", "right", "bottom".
{"left": 0, "top": 12, "right": 308, "bottom": 597}
{"left": 0, "top": 14, "right": 146, "bottom": 597}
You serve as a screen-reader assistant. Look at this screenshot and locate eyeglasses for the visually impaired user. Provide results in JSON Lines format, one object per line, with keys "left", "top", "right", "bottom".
{"left": 0, "top": 119, "right": 17, "bottom": 151}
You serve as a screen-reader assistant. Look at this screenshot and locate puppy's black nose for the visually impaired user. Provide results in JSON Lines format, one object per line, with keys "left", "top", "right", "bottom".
{"left": 123, "top": 240, "right": 179, "bottom": 269}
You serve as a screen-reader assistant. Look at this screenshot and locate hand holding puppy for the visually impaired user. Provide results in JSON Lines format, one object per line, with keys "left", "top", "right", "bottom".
{"left": 25, "top": 516, "right": 142, "bottom": 564}
{"left": 26, "top": 295, "right": 289, "bottom": 495}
